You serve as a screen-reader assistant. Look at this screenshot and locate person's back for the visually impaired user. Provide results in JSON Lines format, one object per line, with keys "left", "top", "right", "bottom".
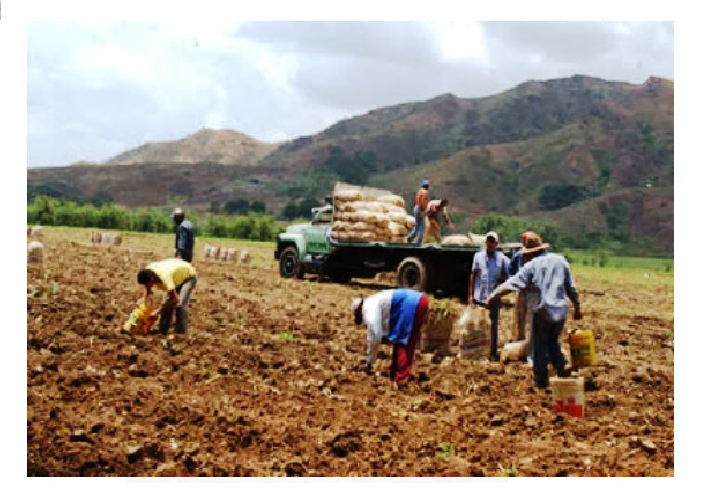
{"left": 519, "top": 252, "right": 577, "bottom": 321}
{"left": 147, "top": 258, "right": 197, "bottom": 291}
{"left": 175, "top": 219, "right": 195, "bottom": 263}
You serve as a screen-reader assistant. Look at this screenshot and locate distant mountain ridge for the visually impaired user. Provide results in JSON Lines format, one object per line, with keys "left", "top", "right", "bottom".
{"left": 27, "top": 74, "right": 674, "bottom": 254}
{"left": 106, "top": 128, "right": 280, "bottom": 166}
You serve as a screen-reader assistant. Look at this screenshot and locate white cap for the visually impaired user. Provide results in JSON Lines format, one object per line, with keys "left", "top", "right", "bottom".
{"left": 172, "top": 207, "right": 184, "bottom": 216}
{"left": 485, "top": 231, "right": 499, "bottom": 242}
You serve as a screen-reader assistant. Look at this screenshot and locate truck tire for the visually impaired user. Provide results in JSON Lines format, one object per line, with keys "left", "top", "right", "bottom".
{"left": 279, "top": 246, "right": 303, "bottom": 279}
{"left": 396, "top": 257, "right": 427, "bottom": 292}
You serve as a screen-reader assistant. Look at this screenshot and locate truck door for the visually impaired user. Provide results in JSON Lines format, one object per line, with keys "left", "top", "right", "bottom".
{"left": 304, "top": 206, "right": 332, "bottom": 255}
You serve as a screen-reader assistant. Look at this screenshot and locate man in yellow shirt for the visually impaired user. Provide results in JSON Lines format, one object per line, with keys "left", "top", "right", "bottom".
{"left": 137, "top": 258, "right": 198, "bottom": 335}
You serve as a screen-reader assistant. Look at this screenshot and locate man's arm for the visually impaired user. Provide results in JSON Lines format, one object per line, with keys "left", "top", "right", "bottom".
{"left": 487, "top": 264, "right": 531, "bottom": 305}
{"left": 468, "top": 268, "right": 479, "bottom": 305}
{"left": 366, "top": 325, "right": 381, "bottom": 371}
{"left": 365, "top": 301, "right": 384, "bottom": 370}
{"left": 443, "top": 208, "right": 453, "bottom": 227}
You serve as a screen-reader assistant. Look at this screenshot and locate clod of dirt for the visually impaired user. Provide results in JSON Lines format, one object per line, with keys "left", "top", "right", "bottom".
{"left": 641, "top": 440, "right": 657, "bottom": 454}
{"left": 126, "top": 445, "right": 144, "bottom": 463}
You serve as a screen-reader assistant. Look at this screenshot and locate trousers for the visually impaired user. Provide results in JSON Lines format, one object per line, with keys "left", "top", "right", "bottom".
{"left": 390, "top": 294, "right": 429, "bottom": 383}
{"left": 159, "top": 276, "right": 197, "bottom": 334}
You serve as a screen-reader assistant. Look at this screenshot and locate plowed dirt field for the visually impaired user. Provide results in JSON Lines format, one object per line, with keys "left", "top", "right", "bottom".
{"left": 27, "top": 228, "right": 674, "bottom": 476}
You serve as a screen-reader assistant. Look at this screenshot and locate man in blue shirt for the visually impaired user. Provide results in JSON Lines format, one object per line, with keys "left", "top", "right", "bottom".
{"left": 173, "top": 207, "right": 195, "bottom": 263}
{"left": 487, "top": 232, "right": 583, "bottom": 389}
{"left": 468, "top": 231, "right": 510, "bottom": 360}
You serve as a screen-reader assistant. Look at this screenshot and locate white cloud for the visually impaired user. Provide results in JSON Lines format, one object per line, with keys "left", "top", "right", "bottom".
{"left": 27, "top": 20, "right": 674, "bottom": 167}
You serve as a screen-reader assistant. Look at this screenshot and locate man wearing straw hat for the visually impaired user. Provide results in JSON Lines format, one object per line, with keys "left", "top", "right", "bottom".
{"left": 486, "top": 232, "right": 582, "bottom": 389}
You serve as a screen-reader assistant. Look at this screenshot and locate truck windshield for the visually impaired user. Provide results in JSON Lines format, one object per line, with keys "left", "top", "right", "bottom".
{"left": 312, "top": 208, "right": 332, "bottom": 224}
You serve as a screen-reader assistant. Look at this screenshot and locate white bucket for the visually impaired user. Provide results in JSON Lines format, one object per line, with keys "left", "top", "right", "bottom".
{"left": 549, "top": 376, "right": 584, "bottom": 418}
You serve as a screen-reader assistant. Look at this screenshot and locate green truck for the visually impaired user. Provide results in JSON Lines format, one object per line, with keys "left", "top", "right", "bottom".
{"left": 274, "top": 203, "right": 521, "bottom": 301}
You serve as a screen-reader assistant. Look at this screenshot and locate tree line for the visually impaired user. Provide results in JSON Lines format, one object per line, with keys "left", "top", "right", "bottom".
{"left": 27, "top": 197, "right": 284, "bottom": 242}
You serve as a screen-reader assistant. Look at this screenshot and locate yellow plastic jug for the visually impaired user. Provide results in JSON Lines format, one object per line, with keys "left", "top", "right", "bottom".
{"left": 122, "top": 303, "right": 155, "bottom": 335}
{"left": 569, "top": 329, "right": 596, "bottom": 369}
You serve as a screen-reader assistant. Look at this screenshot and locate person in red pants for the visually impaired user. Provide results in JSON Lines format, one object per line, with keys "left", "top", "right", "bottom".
{"left": 353, "top": 289, "right": 430, "bottom": 390}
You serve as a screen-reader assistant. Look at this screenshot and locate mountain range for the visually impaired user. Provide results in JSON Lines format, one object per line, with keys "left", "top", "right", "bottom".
{"left": 27, "top": 74, "right": 674, "bottom": 254}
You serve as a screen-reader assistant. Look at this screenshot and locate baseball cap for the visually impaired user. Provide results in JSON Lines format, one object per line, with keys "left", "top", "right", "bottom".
{"left": 172, "top": 207, "right": 184, "bottom": 216}
{"left": 485, "top": 231, "right": 499, "bottom": 242}
{"left": 421, "top": 179, "right": 430, "bottom": 187}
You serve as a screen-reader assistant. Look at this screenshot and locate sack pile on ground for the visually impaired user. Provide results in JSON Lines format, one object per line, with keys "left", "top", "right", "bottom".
{"left": 420, "top": 299, "right": 464, "bottom": 356}
{"left": 456, "top": 305, "right": 491, "bottom": 359}
{"left": 90, "top": 231, "right": 123, "bottom": 247}
{"left": 331, "top": 182, "right": 415, "bottom": 242}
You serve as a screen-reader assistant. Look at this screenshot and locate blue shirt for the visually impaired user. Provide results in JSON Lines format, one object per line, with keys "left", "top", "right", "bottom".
{"left": 491, "top": 252, "right": 580, "bottom": 322}
{"left": 175, "top": 220, "right": 195, "bottom": 263}
{"left": 471, "top": 250, "right": 510, "bottom": 302}
{"left": 509, "top": 249, "right": 524, "bottom": 276}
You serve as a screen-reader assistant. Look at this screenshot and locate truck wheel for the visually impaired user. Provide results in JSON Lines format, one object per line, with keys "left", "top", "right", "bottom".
{"left": 396, "top": 257, "right": 427, "bottom": 291}
{"left": 279, "top": 246, "right": 303, "bottom": 279}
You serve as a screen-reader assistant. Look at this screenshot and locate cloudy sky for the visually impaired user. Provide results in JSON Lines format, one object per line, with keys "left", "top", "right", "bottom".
{"left": 26, "top": 20, "right": 674, "bottom": 167}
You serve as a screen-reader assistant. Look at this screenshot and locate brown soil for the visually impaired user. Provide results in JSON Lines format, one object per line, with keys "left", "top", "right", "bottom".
{"left": 27, "top": 230, "right": 674, "bottom": 477}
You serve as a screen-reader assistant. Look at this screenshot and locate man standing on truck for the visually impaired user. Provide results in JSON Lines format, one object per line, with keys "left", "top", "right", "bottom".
{"left": 468, "top": 231, "right": 510, "bottom": 361}
{"left": 423, "top": 198, "right": 454, "bottom": 244}
{"left": 352, "top": 288, "right": 430, "bottom": 390}
{"left": 486, "top": 232, "right": 582, "bottom": 389}
{"left": 406, "top": 180, "right": 430, "bottom": 244}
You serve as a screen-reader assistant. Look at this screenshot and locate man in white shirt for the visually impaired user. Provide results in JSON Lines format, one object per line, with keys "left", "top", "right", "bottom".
{"left": 353, "top": 288, "right": 429, "bottom": 390}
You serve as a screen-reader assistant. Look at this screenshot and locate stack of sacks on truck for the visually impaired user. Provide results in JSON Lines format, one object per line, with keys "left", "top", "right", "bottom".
{"left": 331, "top": 182, "right": 416, "bottom": 243}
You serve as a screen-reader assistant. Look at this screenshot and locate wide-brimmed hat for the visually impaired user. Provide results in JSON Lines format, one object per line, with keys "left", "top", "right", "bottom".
{"left": 521, "top": 231, "right": 535, "bottom": 244}
{"left": 522, "top": 232, "right": 550, "bottom": 254}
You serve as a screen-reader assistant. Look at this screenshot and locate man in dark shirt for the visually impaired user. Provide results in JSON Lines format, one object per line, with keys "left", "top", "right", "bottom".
{"left": 172, "top": 207, "right": 195, "bottom": 263}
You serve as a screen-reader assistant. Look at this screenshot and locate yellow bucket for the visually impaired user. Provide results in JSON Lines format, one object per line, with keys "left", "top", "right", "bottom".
{"left": 569, "top": 329, "right": 596, "bottom": 369}
{"left": 550, "top": 376, "right": 585, "bottom": 418}
{"left": 122, "top": 303, "right": 155, "bottom": 334}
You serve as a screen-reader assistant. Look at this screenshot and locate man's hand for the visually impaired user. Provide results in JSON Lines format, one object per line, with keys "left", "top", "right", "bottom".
{"left": 467, "top": 295, "right": 474, "bottom": 306}
{"left": 486, "top": 296, "right": 497, "bottom": 307}
{"left": 573, "top": 309, "right": 583, "bottom": 321}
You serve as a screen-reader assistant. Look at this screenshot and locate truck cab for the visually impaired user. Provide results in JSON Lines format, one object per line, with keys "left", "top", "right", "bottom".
{"left": 274, "top": 204, "right": 333, "bottom": 279}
